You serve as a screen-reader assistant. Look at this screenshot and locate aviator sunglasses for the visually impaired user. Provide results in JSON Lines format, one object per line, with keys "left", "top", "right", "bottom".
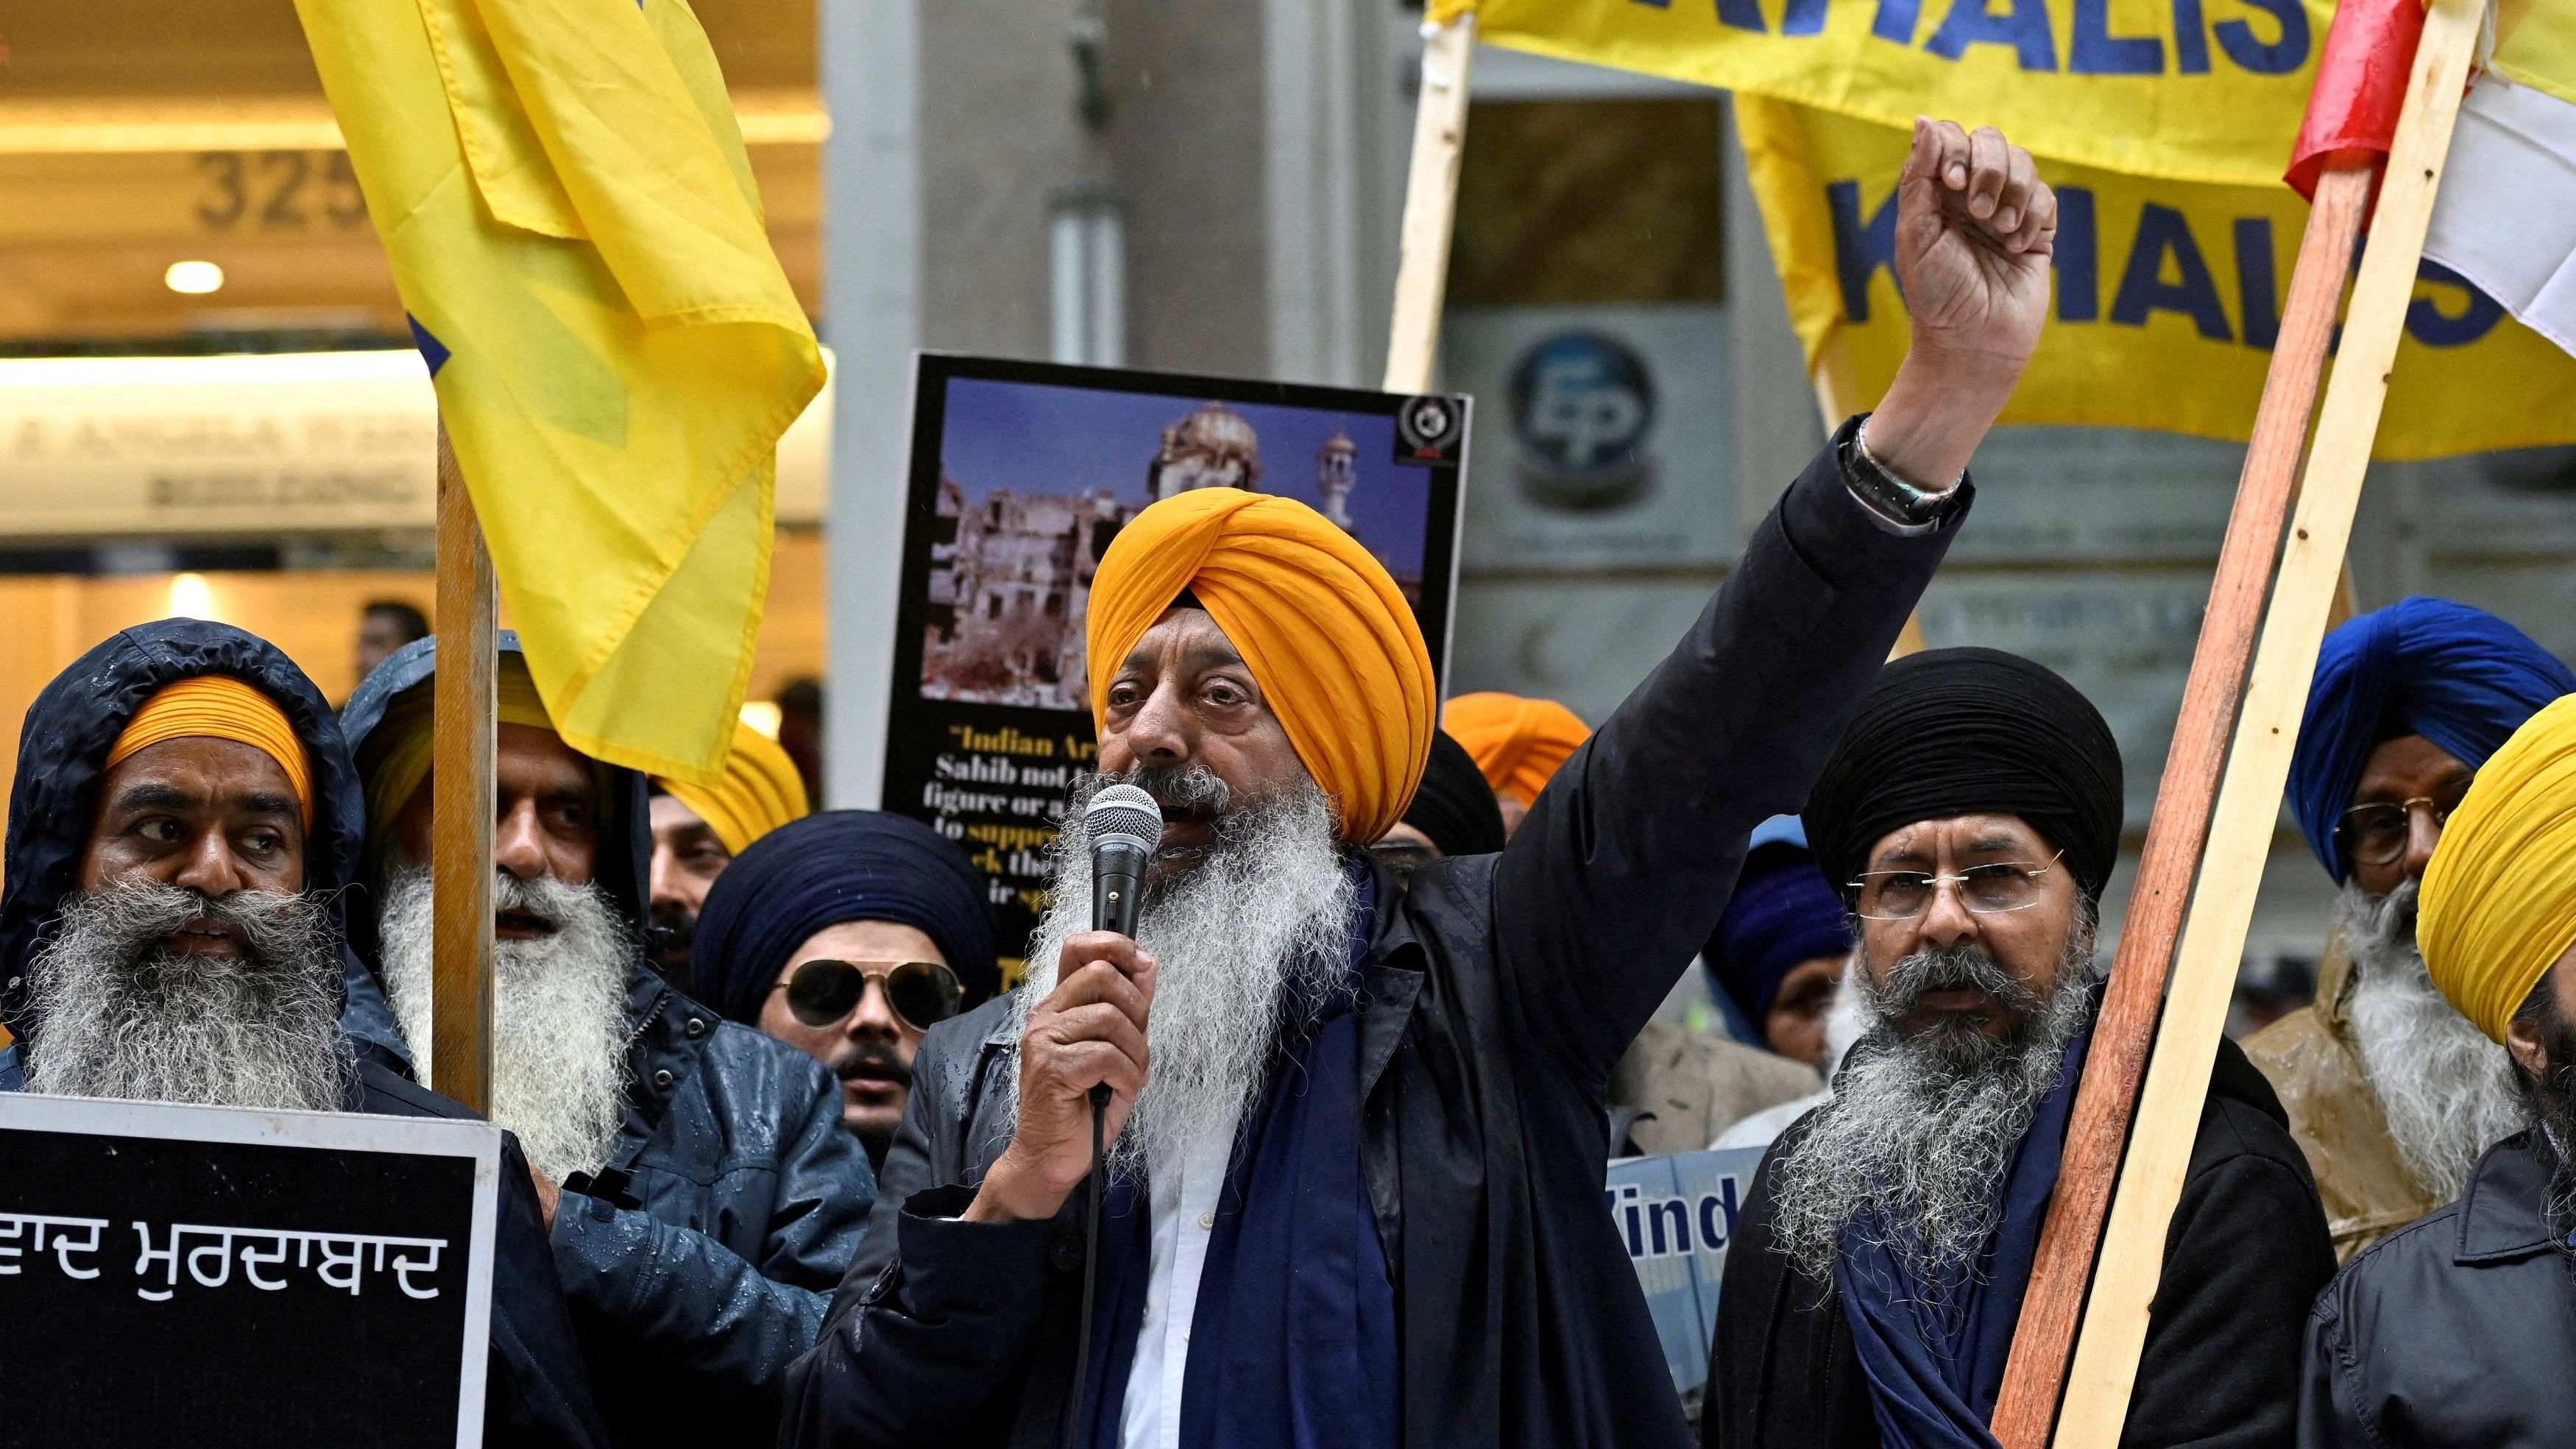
{"left": 771, "top": 957, "right": 965, "bottom": 1032}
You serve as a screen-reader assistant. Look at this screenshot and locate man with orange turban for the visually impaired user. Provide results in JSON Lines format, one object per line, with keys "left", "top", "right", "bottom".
{"left": 645, "top": 720, "right": 810, "bottom": 987}
{"left": 0, "top": 620, "right": 606, "bottom": 1448}
{"left": 1444, "top": 691, "right": 1592, "bottom": 835}
{"left": 788, "top": 117, "right": 2052, "bottom": 1449}
{"left": 2301, "top": 692, "right": 2576, "bottom": 1448}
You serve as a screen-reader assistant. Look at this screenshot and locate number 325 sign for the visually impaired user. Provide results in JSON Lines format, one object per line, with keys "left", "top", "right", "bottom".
{"left": 194, "top": 151, "right": 370, "bottom": 233}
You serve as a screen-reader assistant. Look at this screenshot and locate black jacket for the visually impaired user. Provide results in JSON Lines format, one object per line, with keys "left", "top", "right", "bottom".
{"left": 2299, "top": 1130, "right": 2576, "bottom": 1448}
{"left": 338, "top": 632, "right": 878, "bottom": 1448}
{"left": 0, "top": 619, "right": 608, "bottom": 1449}
{"left": 1705, "top": 1035, "right": 2335, "bottom": 1449}
{"left": 781, "top": 425, "right": 1963, "bottom": 1449}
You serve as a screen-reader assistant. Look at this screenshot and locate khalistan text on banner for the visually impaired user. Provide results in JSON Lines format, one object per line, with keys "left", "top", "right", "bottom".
{"left": 1431, "top": 0, "right": 2329, "bottom": 186}
{"left": 1736, "top": 96, "right": 2576, "bottom": 460}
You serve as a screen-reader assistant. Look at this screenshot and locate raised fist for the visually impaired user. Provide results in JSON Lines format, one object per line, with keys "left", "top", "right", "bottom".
{"left": 1894, "top": 118, "right": 2057, "bottom": 379}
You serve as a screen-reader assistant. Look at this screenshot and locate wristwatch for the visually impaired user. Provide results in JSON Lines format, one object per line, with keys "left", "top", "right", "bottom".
{"left": 1842, "top": 414, "right": 1964, "bottom": 530}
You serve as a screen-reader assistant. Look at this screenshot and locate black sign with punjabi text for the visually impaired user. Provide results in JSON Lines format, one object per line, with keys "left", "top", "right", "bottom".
{"left": 0, "top": 1094, "right": 499, "bottom": 1449}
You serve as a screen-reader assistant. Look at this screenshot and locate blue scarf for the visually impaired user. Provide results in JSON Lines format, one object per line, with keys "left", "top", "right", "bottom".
{"left": 1070, "top": 868, "right": 1401, "bottom": 1449}
{"left": 1833, "top": 1018, "right": 2095, "bottom": 1449}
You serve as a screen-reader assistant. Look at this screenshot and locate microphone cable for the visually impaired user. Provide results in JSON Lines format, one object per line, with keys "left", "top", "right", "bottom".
{"left": 1061, "top": 1080, "right": 1111, "bottom": 1449}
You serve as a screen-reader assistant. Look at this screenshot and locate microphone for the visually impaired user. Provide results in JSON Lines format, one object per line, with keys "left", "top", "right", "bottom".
{"left": 1086, "top": 782, "right": 1161, "bottom": 940}
{"left": 1063, "top": 781, "right": 1161, "bottom": 1449}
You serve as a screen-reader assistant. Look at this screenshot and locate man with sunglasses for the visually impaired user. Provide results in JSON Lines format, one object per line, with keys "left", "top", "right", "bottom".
{"left": 2251, "top": 598, "right": 2576, "bottom": 1260}
{"left": 690, "top": 810, "right": 1002, "bottom": 1169}
{"left": 339, "top": 634, "right": 877, "bottom": 1449}
{"left": 788, "top": 120, "right": 2050, "bottom": 1449}
{"left": 1708, "top": 647, "right": 2334, "bottom": 1449}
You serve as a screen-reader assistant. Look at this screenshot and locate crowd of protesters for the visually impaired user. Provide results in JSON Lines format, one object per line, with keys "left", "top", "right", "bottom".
{"left": 5, "top": 118, "right": 2575, "bottom": 1449}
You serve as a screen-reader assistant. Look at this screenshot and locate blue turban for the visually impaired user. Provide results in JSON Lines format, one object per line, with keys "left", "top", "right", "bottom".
{"left": 2290, "top": 597, "right": 2576, "bottom": 882}
{"left": 1705, "top": 840, "right": 1853, "bottom": 1026}
{"left": 690, "top": 810, "right": 1001, "bottom": 1024}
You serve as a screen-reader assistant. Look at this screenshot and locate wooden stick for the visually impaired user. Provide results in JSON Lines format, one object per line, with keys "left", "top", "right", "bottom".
{"left": 2025, "top": 2, "right": 2483, "bottom": 1441}
{"left": 1986, "top": 156, "right": 2373, "bottom": 1445}
{"left": 431, "top": 420, "right": 498, "bottom": 1114}
{"left": 1383, "top": 14, "right": 1474, "bottom": 394}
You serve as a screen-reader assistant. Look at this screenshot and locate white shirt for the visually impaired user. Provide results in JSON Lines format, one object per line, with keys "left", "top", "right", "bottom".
{"left": 1118, "top": 1105, "right": 1242, "bottom": 1449}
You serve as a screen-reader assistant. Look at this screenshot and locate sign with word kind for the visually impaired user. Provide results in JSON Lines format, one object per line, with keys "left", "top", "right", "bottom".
{"left": 0, "top": 1093, "right": 500, "bottom": 1448}
{"left": 1610, "top": 1144, "right": 1768, "bottom": 1414}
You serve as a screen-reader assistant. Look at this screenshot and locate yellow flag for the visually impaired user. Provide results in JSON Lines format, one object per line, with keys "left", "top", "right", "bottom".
{"left": 1432, "top": 0, "right": 2330, "bottom": 186}
{"left": 293, "top": 0, "right": 824, "bottom": 784}
{"left": 1738, "top": 97, "right": 2576, "bottom": 460}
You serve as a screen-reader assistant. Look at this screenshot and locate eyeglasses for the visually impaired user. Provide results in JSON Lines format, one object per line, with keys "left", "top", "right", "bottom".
{"left": 2335, "top": 783, "right": 2472, "bottom": 868}
{"left": 1849, "top": 851, "right": 2063, "bottom": 921}
{"left": 769, "top": 958, "right": 964, "bottom": 1032}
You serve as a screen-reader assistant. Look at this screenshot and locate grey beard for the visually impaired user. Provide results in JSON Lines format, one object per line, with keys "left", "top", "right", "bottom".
{"left": 1013, "top": 767, "right": 1356, "bottom": 1184}
{"left": 24, "top": 882, "right": 351, "bottom": 1112}
{"left": 378, "top": 867, "right": 633, "bottom": 1183}
{"left": 1766, "top": 907, "right": 2100, "bottom": 1283}
{"left": 2339, "top": 877, "right": 2522, "bottom": 1201}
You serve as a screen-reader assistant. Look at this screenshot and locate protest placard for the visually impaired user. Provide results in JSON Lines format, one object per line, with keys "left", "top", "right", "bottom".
{"left": 0, "top": 1092, "right": 500, "bottom": 1448}
{"left": 1607, "top": 1144, "right": 1769, "bottom": 1417}
{"left": 881, "top": 355, "right": 1468, "bottom": 977}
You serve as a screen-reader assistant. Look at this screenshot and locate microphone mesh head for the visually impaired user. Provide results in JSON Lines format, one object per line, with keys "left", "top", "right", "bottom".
{"left": 1084, "top": 782, "right": 1164, "bottom": 854}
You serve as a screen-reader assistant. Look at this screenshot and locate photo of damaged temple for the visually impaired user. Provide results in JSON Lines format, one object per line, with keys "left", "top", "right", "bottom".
{"left": 919, "top": 375, "right": 1429, "bottom": 710}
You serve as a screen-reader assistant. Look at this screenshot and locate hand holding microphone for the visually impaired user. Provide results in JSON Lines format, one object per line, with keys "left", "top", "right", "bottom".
{"left": 966, "top": 784, "right": 1161, "bottom": 1225}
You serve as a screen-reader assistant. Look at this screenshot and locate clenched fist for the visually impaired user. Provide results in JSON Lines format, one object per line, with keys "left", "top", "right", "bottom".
{"left": 1864, "top": 118, "right": 2057, "bottom": 490}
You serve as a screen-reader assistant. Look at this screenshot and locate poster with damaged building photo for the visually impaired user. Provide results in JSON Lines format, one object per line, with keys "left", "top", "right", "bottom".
{"left": 882, "top": 354, "right": 1467, "bottom": 977}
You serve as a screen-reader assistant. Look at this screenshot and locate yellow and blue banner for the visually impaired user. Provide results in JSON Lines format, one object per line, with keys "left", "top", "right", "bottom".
{"left": 1431, "top": 0, "right": 2332, "bottom": 185}
{"left": 1738, "top": 98, "right": 2576, "bottom": 458}
{"left": 292, "top": 0, "right": 824, "bottom": 784}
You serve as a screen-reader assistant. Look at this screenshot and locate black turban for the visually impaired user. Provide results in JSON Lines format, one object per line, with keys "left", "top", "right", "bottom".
{"left": 690, "top": 810, "right": 1001, "bottom": 1024}
{"left": 1398, "top": 730, "right": 1507, "bottom": 857}
{"left": 1803, "top": 648, "right": 2124, "bottom": 902}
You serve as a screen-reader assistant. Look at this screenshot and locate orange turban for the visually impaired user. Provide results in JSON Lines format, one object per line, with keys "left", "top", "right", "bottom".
{"left": 104, "top": 675, "right": 314, "bottom": 829}
{"left": 1086, "top": 487, "right": 1434, "bottom": 843}
{"left": 654, "top": 721, "right": 810, "bottom": 854}
{"left": 1443, "top": 692, "right": 1590, "bottom": 805}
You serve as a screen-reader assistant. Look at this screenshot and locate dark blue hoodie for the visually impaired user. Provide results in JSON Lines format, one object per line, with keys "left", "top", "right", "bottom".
{"left": 0, "top": 619, "right": 606, "bottom": 1449}
{"left": 340, "top": 632, "right": 877, "bottom": 1449}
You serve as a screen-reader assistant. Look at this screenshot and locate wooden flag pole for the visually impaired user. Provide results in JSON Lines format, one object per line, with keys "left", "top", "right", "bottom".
{"left": 1987, "top": 158, "right": 2373, "bottom": 1446}
{"left": 431, "top": 421, "right": 498, "bottom": 1114}
{"left": 1384, "top": 13, "right": 1475, "bottom": 394}
{"left": 1993, "top": 0, "right": 2484, "bottom": 1441}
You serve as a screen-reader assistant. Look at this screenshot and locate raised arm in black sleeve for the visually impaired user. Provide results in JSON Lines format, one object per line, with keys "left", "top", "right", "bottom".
{"left": 1493, "top": 419, "right": 1970, "bottom": 1078}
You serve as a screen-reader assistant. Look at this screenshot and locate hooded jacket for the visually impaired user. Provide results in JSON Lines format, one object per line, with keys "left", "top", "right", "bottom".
{"left": 339, "top": 632, "right": 877, "bottom": 1448}
{"left": 0, "top": 619, "right": 606, "bottom": 1449}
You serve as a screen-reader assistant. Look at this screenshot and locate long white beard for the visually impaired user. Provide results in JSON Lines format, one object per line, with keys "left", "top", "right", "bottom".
{"left": 24, "top": 881, "right": 351, "bottom": 1112}
{"left": 378, "top": 868, "right": 633, "bottom": 1182}
{"left": 1013, "top": 772, "right": 1356, "bottom": 1184}
{"left": 1766, "top": 910, "right": 2099, "bottom": 1283}
{"left": 2339, "top": 878, "right": 2522, "bottom": 1201}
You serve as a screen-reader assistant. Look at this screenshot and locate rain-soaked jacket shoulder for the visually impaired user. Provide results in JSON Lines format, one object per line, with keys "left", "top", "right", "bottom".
{"left": 340, "top": 631, "right": 878, "bottom": 1449}
{"left": 0, "top": 618, "right": 607, "bottom": 1449}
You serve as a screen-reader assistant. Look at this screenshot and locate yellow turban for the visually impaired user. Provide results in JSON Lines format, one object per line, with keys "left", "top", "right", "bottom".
{"left": 653, "top": 722, "right": 810, "bottom": 854}
{"left": 1443, "top": 692, "right": 1590, "bottom": 806}
{"left": 105, "top": 676, "right": 314, "bottom": 829}
{"left": 1086, "top": 486, "right": 1434, "bottom": 843}
{"left": 2420, "top": 691, "right": 2576, "bottom": 1042}
{"left": 362, "top": 656, "right": 558, "bottom": 848}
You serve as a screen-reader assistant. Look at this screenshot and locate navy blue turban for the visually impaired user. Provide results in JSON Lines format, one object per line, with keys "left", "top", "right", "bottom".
{"left": 1706, "top": 840, "right": 1853, "bottom": 1026}
{"left": 690, "top": 810, "right": 1001, "bottom": 1025}
{"left": 2290, "top": 597, "right": 2576, "bottom": 883}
